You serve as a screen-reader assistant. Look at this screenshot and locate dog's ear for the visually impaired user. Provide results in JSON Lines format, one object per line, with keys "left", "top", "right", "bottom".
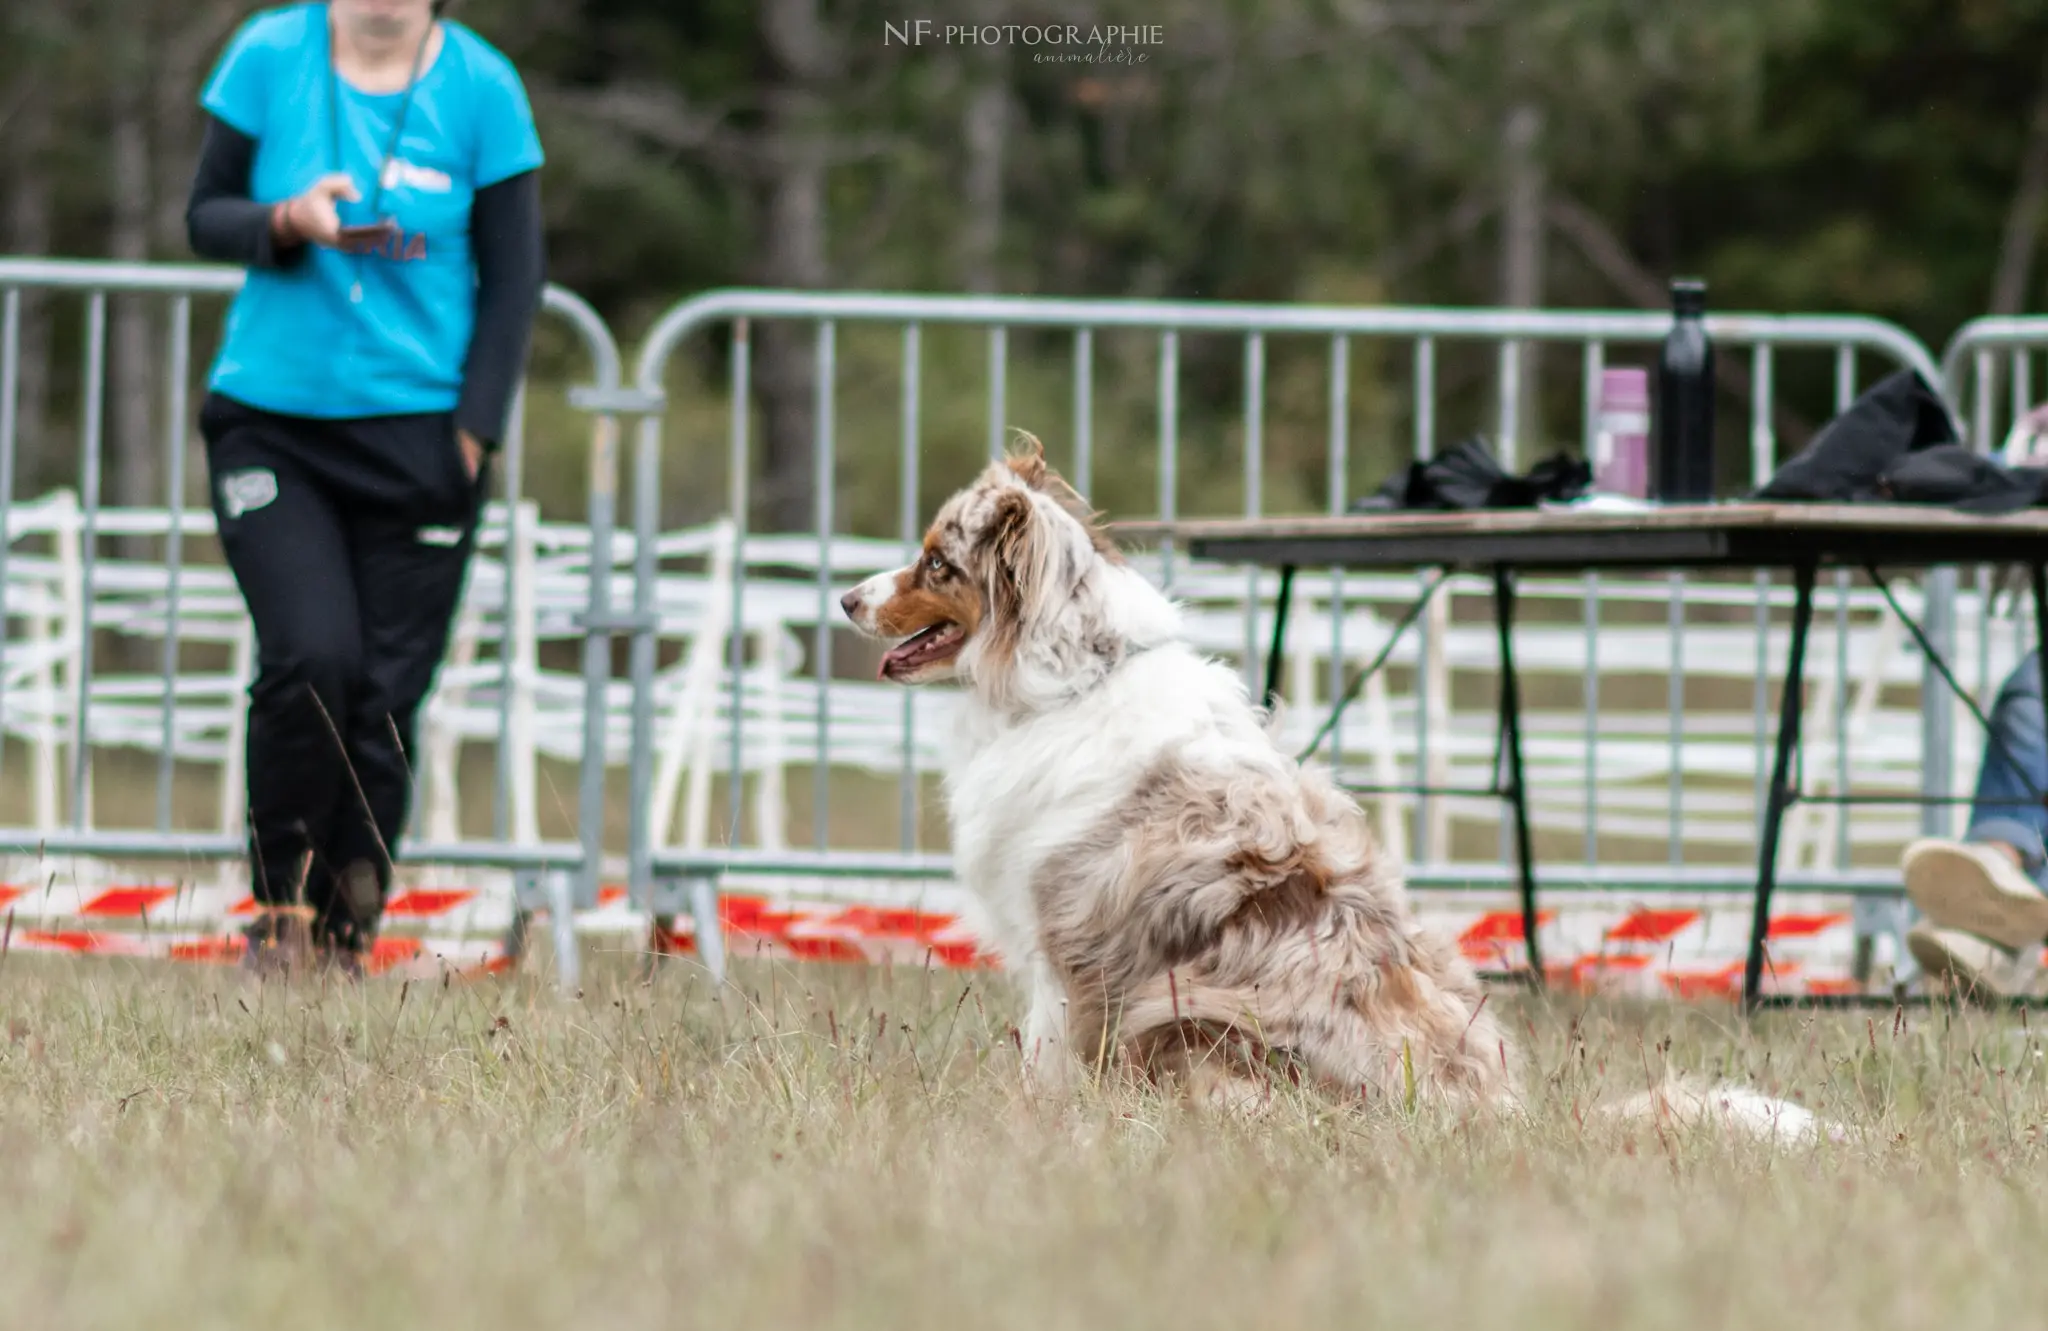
{"left": 983, "top": 486, "right": 1041, "bottom": 620}
{"left": 1001, "top": 432, "right": 1123, "bottom": 564}
{"left": 1005, "top": 432, "right": 1048, "bottom": 489}
{"left": 974, "top": 486, "right": 1050, "bottom": 706}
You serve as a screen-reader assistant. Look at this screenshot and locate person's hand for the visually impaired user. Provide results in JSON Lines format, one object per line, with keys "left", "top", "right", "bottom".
{"left": 271, "top": 174, "right": 361, "bottom": 248}
{"left": 457, "top": 428, "right": 485, "bottom": 481}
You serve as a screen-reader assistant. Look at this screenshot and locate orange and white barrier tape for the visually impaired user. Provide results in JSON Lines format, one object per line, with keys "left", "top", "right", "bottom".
{"left": 0, "top": 865, "right": 1948, "bottom": 1000}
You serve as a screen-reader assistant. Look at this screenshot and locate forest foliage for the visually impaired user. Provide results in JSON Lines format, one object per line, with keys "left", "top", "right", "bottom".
{"left": 5, "top": 0, "right": 2047, "bottom": 532}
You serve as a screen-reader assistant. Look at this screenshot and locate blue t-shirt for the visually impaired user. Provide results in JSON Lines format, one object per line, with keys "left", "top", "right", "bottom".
{"left": 199, "top": 3, "right": 544, "bottom": 420}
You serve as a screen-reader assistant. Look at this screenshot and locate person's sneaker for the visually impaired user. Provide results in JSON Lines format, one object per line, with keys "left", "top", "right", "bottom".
{"left": 336, "top": 859, "right": 382, "bottom": 936}
{"left": 311, "top": 859, "right": 384, "bottom": 978}
{"left": 1902, "top": 838, "right": 2048, "bottom": 950}
{"left": 241, "top": 907, "right": 316, "bottom": 979}
{"left": 1907, "top": 920, "right": 2043, "bottom": 1001}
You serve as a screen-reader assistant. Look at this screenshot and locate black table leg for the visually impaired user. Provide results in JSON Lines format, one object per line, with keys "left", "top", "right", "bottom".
{"left": 1744, "top": 559, "right": 1818, "bottom": 1011}
{"left": 1493, "top": 565, "right": 1542, "bottom": 985}
{"left": 1263, "top": 564, "right": 1297, "bottom": 713}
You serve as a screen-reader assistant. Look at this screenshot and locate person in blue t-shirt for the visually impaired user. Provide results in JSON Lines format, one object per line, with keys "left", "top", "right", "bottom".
{"left": 185, "top": 0, "right": 545, "bottom": 976}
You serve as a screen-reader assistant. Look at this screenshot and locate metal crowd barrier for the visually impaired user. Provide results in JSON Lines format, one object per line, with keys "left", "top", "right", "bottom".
{"left": 621, "top": 291, "right": 1965, "bottom": 947}
{"left": 1943, "top": 315, "right": 2048, "bottom": 453}
{"left": 1939, "top": 316, "right": 2048, "bottom": 740}
{"left": 0, "top": 259, "right": 1996, "bottom": 991}
{"left": 0, "top": 256, "right": 630, "bottom": 982}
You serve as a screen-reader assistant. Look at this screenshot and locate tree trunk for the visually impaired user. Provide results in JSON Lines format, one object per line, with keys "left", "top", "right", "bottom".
{"left": 956, "top": 0, "right": 1009, "bottom": 294}
{"left": 109, "top": 40, "right": 161, "bottom": 525}
{"left": 1990, "top": 50, "right": 2048, "bottom": 317}
{"left": 5, "top": 81, "right": 53, "bottom": 495}
{"left": 1498, "top": 103, "right": 1544, "bottom": 465}
{"left": 106, "top": 32, "right": 162, "bottom": 669}
{"left": 751, "top": 0, "right": 834, "bottom": 534}
{"left": 156, "top": 2, "right": 239, "bottom": 258}
{"left": 152, "top": 1, "right": 239, "bottom": 520}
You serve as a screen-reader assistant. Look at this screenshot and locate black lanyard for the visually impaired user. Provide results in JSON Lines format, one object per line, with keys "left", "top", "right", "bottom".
{"left": 325, "top": 5, "right": 434, "bottom": 227}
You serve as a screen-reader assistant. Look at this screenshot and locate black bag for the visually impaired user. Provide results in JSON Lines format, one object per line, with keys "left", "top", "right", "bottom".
{"left": 1754, "top": 368, "right": 2043, "bottom": 513}
{"left": 1351, "top": 436, "right": 1592, "bottom": 513}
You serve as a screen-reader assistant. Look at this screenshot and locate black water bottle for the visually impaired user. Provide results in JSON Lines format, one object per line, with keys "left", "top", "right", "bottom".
{"left": 1654, "top": 278, "right": 1716, "bottom": 503}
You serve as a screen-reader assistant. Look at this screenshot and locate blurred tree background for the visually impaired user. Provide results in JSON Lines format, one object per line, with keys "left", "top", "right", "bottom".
{"left": 5, "top": 0, "right": 2048, "bottom": 536}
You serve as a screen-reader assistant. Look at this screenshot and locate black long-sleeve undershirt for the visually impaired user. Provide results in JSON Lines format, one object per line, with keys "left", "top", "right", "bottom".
{"left": 185, "top": 113, "right": 545, "bottom": 448}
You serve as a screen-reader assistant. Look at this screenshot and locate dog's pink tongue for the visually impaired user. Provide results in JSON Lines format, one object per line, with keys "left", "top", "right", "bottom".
{"left": 880, "top": 626, "right": 945, "bottom": 679}
{"left": 879, "top": 638, "right": 920, "bottom": 678}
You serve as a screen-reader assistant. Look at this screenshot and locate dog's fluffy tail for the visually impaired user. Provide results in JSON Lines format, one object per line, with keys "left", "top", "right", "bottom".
{"left": 1595, "top": 1076, "right": 1851, "bottom": 1146}
{"left": 1110, "top": 960, "right": 1523, "bottom": 1115}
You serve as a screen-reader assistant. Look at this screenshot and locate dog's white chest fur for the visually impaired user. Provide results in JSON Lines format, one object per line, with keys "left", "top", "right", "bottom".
{"left": 942, "top": 644, "right": 1263, "bottom": 965}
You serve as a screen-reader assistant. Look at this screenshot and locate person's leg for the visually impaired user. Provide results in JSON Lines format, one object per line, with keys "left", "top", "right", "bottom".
{"left": 1962, "top": 648, "right": 2048, "bottom": 869}
{"left": 316, "top": 416, "right": 487, "bottom": 957}
{"left": 200, "top": 396, "right": 365, "bottom": 967}
{"left": 1904, "top": 648, "right": 2048, "bottom": 994}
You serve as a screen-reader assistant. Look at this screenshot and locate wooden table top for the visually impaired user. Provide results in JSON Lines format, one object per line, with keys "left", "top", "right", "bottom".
{"left": 1108, "top": 503, "right": 2048, "bottom": 572}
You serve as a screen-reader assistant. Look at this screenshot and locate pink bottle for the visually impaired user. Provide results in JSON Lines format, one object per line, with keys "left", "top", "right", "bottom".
{"left": 1593, "top": 367, "right": 1651, "bottom": 498}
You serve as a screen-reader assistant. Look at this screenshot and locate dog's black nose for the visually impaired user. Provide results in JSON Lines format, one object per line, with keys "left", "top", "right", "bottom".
{"left": 839, "top": 589, "right": 861, "bottom": 619}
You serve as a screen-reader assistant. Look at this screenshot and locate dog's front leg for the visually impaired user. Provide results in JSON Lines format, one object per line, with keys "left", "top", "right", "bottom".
{"left": 1019, "top": 955, "right": 1075, "bottom": 1096}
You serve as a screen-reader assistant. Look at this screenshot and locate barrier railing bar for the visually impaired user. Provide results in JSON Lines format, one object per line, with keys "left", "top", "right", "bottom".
{"left": 1496, "top": 339, "right": 1519, "bottom": 473}
{"left": 1412, "top": 336, "right": 1436, "bottom": 860}
{"left": 0, "top": 288, "right": 21, "bottom": 788}
{"left": 1833, "top": 348, "right": 1857, "bottom": 868}
{"left": 72, "top": 292, "right": 106, "bottom": 829}
{"left": 1157, "top": 331, "right": 1178, "bottom": 591}
{"left": 1667, "top": 571, "right": 1684, "bottom": 867}
{"left": 1580, "top": 338, "right": 1602, "bottom": 868}
{"left": 727, "top": 320, "right": 751, "bottom": 851}
{"left": 624, "top": 348, "right": 664, "bottom": 912}
{"left": 1326, "top": 334, "right": 1349, "bottom": 783}
{"left": 899, "top": 323, "right": 921, "bottom": 854}
{"left": 493, "top": 378, "right": 528, "bottom": 844}
{"left": 813, "top": 321, "right": 837, "bottom": 852}
{"left": 156, "top": 294, "right": 191, "bottom": 832}
{"left": 1073, "top": 329, "right": 1094, "bottom": 503}
{"left": 987, "top": 326, "right": 1007, "bottom": 462}
{"left": 1242, "top": 333, "right": 1265, "bottom": 698}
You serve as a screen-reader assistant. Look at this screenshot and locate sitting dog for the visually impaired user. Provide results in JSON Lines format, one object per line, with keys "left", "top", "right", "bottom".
{"left": 842, "top": 437, "right": 1836, "bottom": 1139}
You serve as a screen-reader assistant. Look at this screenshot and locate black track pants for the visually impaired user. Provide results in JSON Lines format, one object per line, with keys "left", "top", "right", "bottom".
{"left": 199, "top": 393, "right": 487, "bottom": 945}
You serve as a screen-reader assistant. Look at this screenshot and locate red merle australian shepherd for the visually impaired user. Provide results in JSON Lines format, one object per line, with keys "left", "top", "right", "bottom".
{"left": 841, "top": 436, "right": 1839, "bottom": 1142}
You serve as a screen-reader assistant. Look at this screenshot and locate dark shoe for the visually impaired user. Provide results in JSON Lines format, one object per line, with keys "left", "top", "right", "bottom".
{"left": 241, "top": 907, "right": 316, "bottom": 978}
{"left": 315, "top": 859, "right": 385, "bottom": 977}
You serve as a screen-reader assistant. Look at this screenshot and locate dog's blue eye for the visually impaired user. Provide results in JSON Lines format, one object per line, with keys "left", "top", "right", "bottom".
{"left": 926, "top": 553, "right": 948, "bottom": 575}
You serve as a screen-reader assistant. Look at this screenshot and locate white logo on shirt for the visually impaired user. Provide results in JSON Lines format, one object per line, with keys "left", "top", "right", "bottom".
{"left": 417, "top": 526, "right": 463, "bottom": 547}
{"left": 380, "top": 158, "right": 453, "bottom": 194}
{"left": 220, "top": 469, "right": 278, "bottom": 519}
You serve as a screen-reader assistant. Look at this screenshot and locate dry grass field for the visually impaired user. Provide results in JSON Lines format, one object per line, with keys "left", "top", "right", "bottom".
{"left": 1, "top": 947, "right": 2044, "bottom": 1330}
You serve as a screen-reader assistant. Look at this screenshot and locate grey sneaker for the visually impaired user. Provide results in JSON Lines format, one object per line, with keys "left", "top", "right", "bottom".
{"left": 1902, "top": 839, "right": 2048, "bottom": 951}
{"left": 1907, "top": 920, "right": 2044, "bottom": 1002}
